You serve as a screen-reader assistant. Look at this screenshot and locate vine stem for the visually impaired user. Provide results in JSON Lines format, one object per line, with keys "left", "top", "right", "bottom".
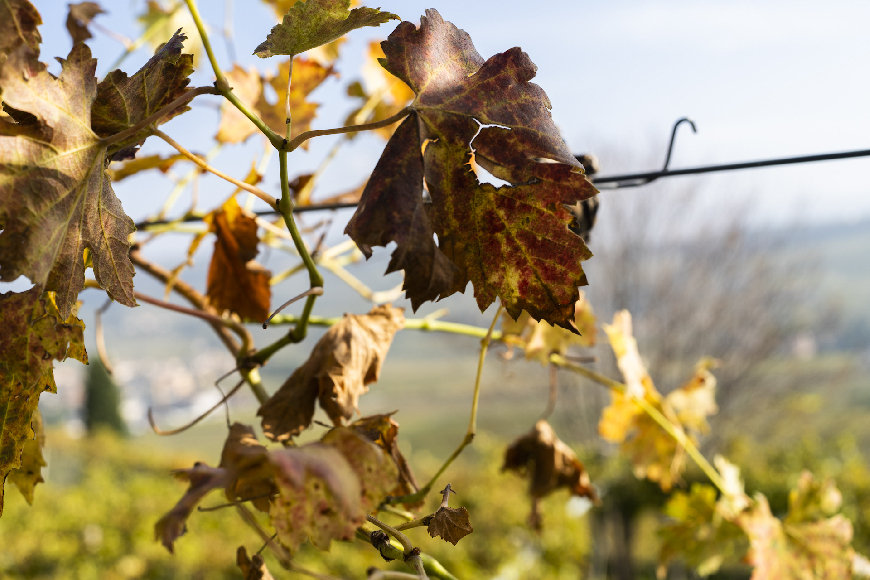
{"left": 101, "top": 86, "right": 219, "bottom": 147}
{"left": 183, "top": 0, "right": 283, "bottom": 148}
{"left": 287, "top": 107, "right": 413, "bottom": 151}
{"left": 267, "top": 313, "right": 504, "bottom": 340}
{"left": 285, "top": 58, "right": 294, "bottom": 141}
{"left": 387, "top": 305, "right": 503, "bottom": 506}
{"left": 366, "top": 514, "right": 413, "bottom": 553}
{"left": 153, "top": 129, "right": 277, "bottom": 208}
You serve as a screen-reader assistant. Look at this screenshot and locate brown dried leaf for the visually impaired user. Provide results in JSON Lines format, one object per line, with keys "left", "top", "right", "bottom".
{"left": 351, "top": 413, "right": 420, "bottom": 505}
{"left": 0, "top": 0, "right": 41, "bottom": 64}
{"left": 237, "top": 546, "right": 276, "bottom": 580}
{"left": 205, "top": 196, "right": 271, "bottom": 323}
{"left": 154, "top": 463, "right": 229, "bottom": 553}
{"left": 1, "top": 289, "right": 86, "bottom": 516}
{"left": 137, "top": 1, "right": 203, "bottom": 67}
{"left": 220, "top": 423, "right": 276, "bottom": 512}
{"left": 6, "top": 409, "right": 46, "bottom": 505}
{"left": 66, "top": 2, "right": 105, "bottom": 44}
{"left": 215, "top": 64, "right": 262, "bottom": 144}
{"left": 502, "top": 420, "right": 597, "bottom": 502}
{"left": 259, "top": 305, "right": 405, "bottom": 441}
{"left": 322, "top": 426, "right": 398, "bottom": 514}
{"left": 268, "top": 442, "right": 362, "bottom": 553}
{"left": 107, "top": 153, "right": 194, "bottom": 182}
{"left": 427, "top": 506, "right": 473, "bottom": 545}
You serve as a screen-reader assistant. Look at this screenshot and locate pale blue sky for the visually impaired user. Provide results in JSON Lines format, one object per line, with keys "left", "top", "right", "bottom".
{"left": 25, "top": 0, "right": 870, "bottom": 228}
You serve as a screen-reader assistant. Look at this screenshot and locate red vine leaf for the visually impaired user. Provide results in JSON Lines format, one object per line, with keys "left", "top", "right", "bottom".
{"left": 253, "top": 0, "right": 399, "bottom": 58}
{"left": 0, "top": 43, "right": 136, "bottom": 316}
{"left": 427, "top": 506, "right": 473, "bottom": 545}
{"left": 237, "top": 546, "right": 276, "bottom": 580}
{"left": 154, "top": 463, "right": 230, "bottom": 553}
{"left": 92, "top": 29, "right": 194, "bottom": 157}
{"left": 204, "top": 196, "right": 271, "bottom": 323}
{"left": 0, "top": 288, "right": 87, "bottom": 517}
{"left": 220, "top": 423, "right": 276, "bottom": 513}
{"left": 351, "top": 413, "right": 420, "bottom": 505}
{"left": 66, "top": 2, "right": 105, "bottom": 45}
{"left": 259, "top": 305, "right": 405, "bottom": 441}
{"left": 345, "top": 10, "right": 596, "bottom": 330}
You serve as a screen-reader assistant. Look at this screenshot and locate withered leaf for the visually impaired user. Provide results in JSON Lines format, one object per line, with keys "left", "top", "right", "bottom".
{"left": 0, "top": 43, "right": 136, "bottom": 316}
{"left": 351, "top": 413, "right": 420, "bottom": 505}
{"left": 346, "top": 10, "right": 596, "bottom": 329}
{"left": 6, "top": 409, "right": 46, "bottom": 506}
{"left": 237, "top": 546, "right": 276, "bottom": 580}
{"left": 137, "top": 1, "right": 203, "bottom": 67}
{"left": 268, "top": 442, "right": 362, "bottom": 553}
{"left": 205, "top": 196, "right": 272, "bottom": 323}
{"left": 501, "top": 292, "right": 596, "bottom": 365}
{"left": 66, "top": 2, "right": 105, "bottom": 44}
{"left": 253, "top": 0, "right": 399, "bottom": 58}
{"left": 0, "top": 288, "right": 86, "bottom": 517}
{"left": 220, "top": 423, "right": 275, "bottom": 513}
{"left": 92, "top": 29, "right": 194, "bottom": 157}
{"left": 259, "top": 305, "right": 404, "bottom": 441}
{"left": 0, "top": 0, "right": 41, "bottom": 63}
{"left": 503, "top": 420, "right": 597, "bottom": 503}
{"left": 107, "top": 153, "right": 196, "bottom": 182}
{"left": 665, "top": 357, "right": 719, "bottom": 434}
{"left": 427, "top": 506, "right": 473, "bottom": 545}
{"left": 321, "top": 426, "right": 398, "bottom": 514}
{"left": 154, "top": 463, "right": 229, "bottom": 553}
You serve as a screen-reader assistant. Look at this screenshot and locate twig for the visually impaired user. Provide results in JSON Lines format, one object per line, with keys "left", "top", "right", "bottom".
{"left": 148, "top": 379, "right": 244, "bottom": 436}
{"left": 197, "top": 492, "right": 277, "bottom": 512}
{"left": 366, "top": 515, "right": 413, "bottom": 553}
{"left": 262, "top": 287, "right": 323, "bottom": 328}
{"left": 101, "top": 86, "right": 219, "bottom": 147}
{"left": 94, "top": 298, "right": 114, "bottom": 375}
{"left": 234, "top": 503, "right": 293, "bottom": 569}
{"left": 154, "top": 129, "right": 277, "bottom": 209}
{"left": 134, "top": 291, "right": 248, "bottom": 347}
{"left": 287, "top": 107, "right": 412, "bottom": 151}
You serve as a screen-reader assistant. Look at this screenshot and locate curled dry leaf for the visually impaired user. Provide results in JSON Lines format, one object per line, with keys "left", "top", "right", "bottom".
{"left": 501, "top": 292, "right": 596, "bottom": 365}
{"left": 503, "top": 420, "right": 597, "bottom": 529}
{"left": 0, "top": 289, "right": 87, "bottom": 517}
{"left": 259, "top": 305, "right": 405, "bottom": 441}
{"left": 345, "top": 10, "right": 597, "bottom": 328}
{"left": 351, "top": 413, "right": 420, "bottom": 505}
{"left": 66, "top": 2, "right": 105, "bottom": 44}
{"left": 154, "top": 463, "right": 229, "bottom": 553}
{"left": 237, "top": 546, "right": 276, "bottom": 580}
{"left": 253, "top": 0, "right": 399, "bottom": 58}
{"left": 205, "top": 196, "right": 272, "bottom": 323}
{"left": 220, "top": 423, "right": 276, "bottom": 512}
{"left": 427, "top": 506, "right": 473, "bottom": 545}
{"left": 6, "top": 409, "right": 46, "bottom": 506}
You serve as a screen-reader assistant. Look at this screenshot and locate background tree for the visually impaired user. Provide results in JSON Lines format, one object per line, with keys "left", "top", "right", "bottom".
{"left": 84, "top": 359, "right": 128, "bottom": 436}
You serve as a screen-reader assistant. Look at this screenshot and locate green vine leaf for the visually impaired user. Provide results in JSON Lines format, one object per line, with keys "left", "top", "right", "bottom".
{"left": 253, "top": 0, "right": 399, "bottom": 58}
{"left": 0, "top": 288, "right": 87, "bottom": 517}
{"left": 345, "top": 10, "right": 597, "bottom": 330}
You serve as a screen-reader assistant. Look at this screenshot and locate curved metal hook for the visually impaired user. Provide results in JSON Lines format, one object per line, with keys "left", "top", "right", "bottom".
{"left": 662, "top": 117, "right": 697, "bottom": 172}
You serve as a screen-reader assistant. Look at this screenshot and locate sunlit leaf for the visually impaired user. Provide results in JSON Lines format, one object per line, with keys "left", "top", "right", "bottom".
{"left": 6, "top": 409, "right": 46, "bottom": 506}
{"left": 665, "top": 357, "right": 719, "bottom": 434}
{"left": 107, "top": 153, "right": 195, "bottom": 182}
{"left": 220, "top": 423, "right": 276, "bottom": 513}
{"left": 351, "top": 413, "right": 420, "bottom": 505}
{"left": 138, "top": 1, "right": 203, "bottom": 67}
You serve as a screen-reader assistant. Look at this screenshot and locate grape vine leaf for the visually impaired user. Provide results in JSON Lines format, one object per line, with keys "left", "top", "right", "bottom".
{"left": 259, "top": 305, "right": 405, "bottom": 441}
{"left": 92, "top": 29, "right": 194, "bottom": 157}
{"left": 154, "top": 463, "right": 230, "bottom": 553}
{"left": 137, "top": 1, "right": 203, "bottom": 67}
{"left": 665, "top": 357, "right": 719, "bottom": 434}
{"left": 427, "top": 506, "right": 473, "bottom": 545}
{"left": 0, "top": 0, "right": 41, "bottom": 63}
{"left": 0, "top": 288, "right": 86, "bottom": 517}
{"left": 6, "top": 409, "right": 46, "bottom": 506}
{"left": 204, "top": 196, "right": 272, "bottom": 323}
{"left": 501, "top": 291, "right": 596, "bottom": 365}
{"left": 345, "top": 10, "right": 597, "bottom": 330}
{"left": 268, "top": 442, "right": 362, "bottom": 553}
{"left": 66, "top": 2, "right": 105, "bottom": 45}
{"left": 216, "top": 59, "right": 334, "bottom": 146}
{"left": 107, "top": 153, "right": 194, "bottom": 182}
{"left": 220, "top": 423, "right": 275, "bottom": 513}
{"left": 658, "top": 483, "right": 748, "bottom": 578}
{"left": 253, "top": 0, "right": 399, "bottom": 58}
{"left": 0, "top": 43, "right": 137, "bottom": 317}
{"left": 237, "top": 546, "right": 276, "bottom": 580}
{"left": 351, "top": 413, "right": 420, "bottom": 505}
